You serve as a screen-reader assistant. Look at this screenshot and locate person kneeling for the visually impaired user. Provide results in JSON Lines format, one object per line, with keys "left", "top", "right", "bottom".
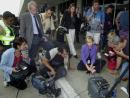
{"left": 0, "top": 37, "right": 37, "bottom": 90}
{"left": 39, "top": 46, "right": 68, "bottom": 80}
{"left": 77, "top": 36, "right": 97, "bottom": 74}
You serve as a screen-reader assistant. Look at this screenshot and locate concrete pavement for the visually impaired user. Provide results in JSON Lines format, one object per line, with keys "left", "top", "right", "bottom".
{"left": 0, "top": 42, "right": 129, "bottom": 98}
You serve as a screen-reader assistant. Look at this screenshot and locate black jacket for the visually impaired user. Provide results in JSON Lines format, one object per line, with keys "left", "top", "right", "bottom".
{"left": 75, "top": 13, "right": 82, "bottom": 30}
{"left": 61, "top": 11, "right": 77, "bottom": 29}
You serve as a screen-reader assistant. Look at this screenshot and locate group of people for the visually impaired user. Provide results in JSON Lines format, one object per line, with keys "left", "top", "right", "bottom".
{"left": 0, "top": 0, "right": 129, "bottom": 95}
{"left": 0, "top": 1, "right": 68, "bottom": 90}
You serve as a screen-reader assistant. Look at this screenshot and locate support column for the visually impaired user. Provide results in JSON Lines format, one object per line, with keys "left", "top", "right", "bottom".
{"left": 76, "top": 0, "right": 82, "bottom": 12}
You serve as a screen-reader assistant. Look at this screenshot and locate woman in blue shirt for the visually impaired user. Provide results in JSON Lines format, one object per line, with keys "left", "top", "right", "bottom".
{"left": 85, "top": 0, "right": 104, "bottom": 59}
{"left": 0, "top": 37, "right": 36, "bottom": 90}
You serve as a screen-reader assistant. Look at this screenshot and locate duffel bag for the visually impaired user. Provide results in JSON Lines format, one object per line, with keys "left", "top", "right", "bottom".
{"left": 88, "top": 77, "right": 110, "bottom": 98}
{"left": 31, "top": 73, "right": 61, "bottom": 97}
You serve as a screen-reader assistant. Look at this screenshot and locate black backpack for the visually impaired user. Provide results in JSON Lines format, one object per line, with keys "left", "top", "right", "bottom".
{"left": 11, "top": 61, "right": 30, "bottom": 80}
{"left": 56, "top": 26, "right": 68, "bottom": 42}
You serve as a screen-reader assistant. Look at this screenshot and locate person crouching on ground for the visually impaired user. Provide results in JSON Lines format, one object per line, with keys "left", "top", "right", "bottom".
{"left": 39, "top": 46, "right": 68, "bottom": 80}
{"left": 0, "top": 37, "right": 37, "bottom": 90}
{"left": 106, "top": 32, "right": 125, "bottom": 74}
{"left": 77, "top": 36, "right": 97, "bottom": 74}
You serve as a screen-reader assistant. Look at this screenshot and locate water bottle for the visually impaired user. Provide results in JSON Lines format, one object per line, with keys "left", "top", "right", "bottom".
{"left": 111, "top": 89, "right": 117, "bottom": 98}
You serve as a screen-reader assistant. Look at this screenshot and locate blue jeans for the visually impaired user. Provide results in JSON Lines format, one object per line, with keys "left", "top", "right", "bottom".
{"left": 120, "top": 62, "right": 129, "bottom": 79}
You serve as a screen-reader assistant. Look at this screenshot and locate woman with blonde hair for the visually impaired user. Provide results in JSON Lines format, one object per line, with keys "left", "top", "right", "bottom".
{"left": 77, "top": 35, "right": 97, "bottom": 74}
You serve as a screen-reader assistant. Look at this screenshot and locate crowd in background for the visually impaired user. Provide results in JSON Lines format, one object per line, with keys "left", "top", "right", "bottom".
{"left": 0, "top": 0, "right": 129, "bottom": 95}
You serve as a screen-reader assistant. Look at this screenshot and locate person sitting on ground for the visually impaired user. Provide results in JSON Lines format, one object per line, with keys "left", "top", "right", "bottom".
{"left": 38, "top": 45, "right": 68, "bottom": 80}
{"left": 77, "top": 35, "right": 97, "bottom": 74}
{"left": 114, "top": 34, "right": 129, "bottom": 81}
{"left": 106, "top": 32, "right": 126, "bottom": 74}
{"left": 106, "top": 33, "right": 119, "bottom": 74}
{"left": 0, "top": 37, "right": 37, "bottom": 90}
{"left": 115, "top": 35, "right": 129, "bottom": 95}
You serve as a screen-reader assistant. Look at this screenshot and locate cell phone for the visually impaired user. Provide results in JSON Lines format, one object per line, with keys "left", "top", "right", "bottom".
{"left": 22, "top": 66, "right": 27, "bottom": 70}
{"left": 104, "top": 53, "right": 109, "bottom": 56}
{"left": 109, "top": 51, "right": 113, "bottom": 54}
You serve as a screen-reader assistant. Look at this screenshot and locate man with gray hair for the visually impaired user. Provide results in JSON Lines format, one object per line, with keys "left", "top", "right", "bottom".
{"left": 19, "top": 0, "right": 44, "bottom": 59}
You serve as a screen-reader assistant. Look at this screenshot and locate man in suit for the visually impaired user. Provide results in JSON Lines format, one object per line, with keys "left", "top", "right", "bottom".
{"left": 19, "top": 1, "right": 44, "bottom": 59}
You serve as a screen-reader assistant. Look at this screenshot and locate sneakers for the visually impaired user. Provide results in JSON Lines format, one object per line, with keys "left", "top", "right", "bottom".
{"left": 3, "top": 81, "right": 9, "bottom": 87}
{"left": 74, "top": 55, "right": 78, "bottom": 59}
{"left": 121, "top": 87, "right": 129, "bottom": 95}
{"left": 69, "top": 54, "right": 78, "bottom": 59}
{"left": 64, "top": 65, "right": 68, "bottom": 71}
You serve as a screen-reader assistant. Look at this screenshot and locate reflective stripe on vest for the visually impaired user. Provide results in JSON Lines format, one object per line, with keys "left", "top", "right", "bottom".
{"left": 0, "top": 20, "right": 15, "bottom": 45}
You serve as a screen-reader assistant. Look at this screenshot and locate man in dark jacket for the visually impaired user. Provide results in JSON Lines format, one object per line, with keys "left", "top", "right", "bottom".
{"left": 61, "top": 3, "right": 78, "bottom": 58}
{"left": 39, "top": 46, "right": 68, "bottom": 80}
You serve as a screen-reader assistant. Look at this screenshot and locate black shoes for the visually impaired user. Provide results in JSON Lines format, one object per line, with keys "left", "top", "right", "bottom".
{"left": 69, "top": 54, "right": 78, "bottom": 59}
{"left": 69, "top": 54, "right": 72, "bottom": 58}
{"left": 74, "top": 55, "right": 78, "bottom": 59}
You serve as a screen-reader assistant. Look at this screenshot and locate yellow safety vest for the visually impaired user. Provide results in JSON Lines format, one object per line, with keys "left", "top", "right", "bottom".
{"left": 0, "top": 20, "right": 15, "bottom": 45}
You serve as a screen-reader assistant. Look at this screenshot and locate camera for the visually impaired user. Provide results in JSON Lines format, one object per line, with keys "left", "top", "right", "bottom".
{"left": 32, "top": 73, "right": 61, "bottom": 98}
{"left": 39, "top": 80, "right": 61, "bottom": 98}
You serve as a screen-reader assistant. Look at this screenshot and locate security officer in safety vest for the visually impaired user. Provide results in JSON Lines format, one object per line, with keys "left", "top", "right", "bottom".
{"left": 0, "top": 11, "right": 15, "bottom": 49}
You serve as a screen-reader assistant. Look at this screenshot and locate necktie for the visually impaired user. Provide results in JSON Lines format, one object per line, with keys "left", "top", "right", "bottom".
{"left": 33, "top": 15, "right": 42, "bottom": 37}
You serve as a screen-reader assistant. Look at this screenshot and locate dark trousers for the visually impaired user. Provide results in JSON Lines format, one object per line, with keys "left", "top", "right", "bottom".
{"left": 77, "top": 59, "right": 106, "bottom": 73}
{"left": 39, "top": 66, "right": 67, "bottom": 81}
{"left": 99, "top": 33, "right": 107, "bottom": 50}
{"left": 77, "top": 60, "right": 91, "bottom": 71}
{"left": 75, "top": 30, "right": 80, "bottom": 43}
{"left": 26, "top": 59, "right": 37, "bottom": 77}
{"left": 9, "top": 60, "right": 37, "bottom": 90}
{"left": 9, "top": 77, "right": 27, "bottom": 90}
{"left": 40, "top": 40, "right": 55, "bottom": 51}
{"left": 29, "top": 35, "right": 41, "bottom": 59}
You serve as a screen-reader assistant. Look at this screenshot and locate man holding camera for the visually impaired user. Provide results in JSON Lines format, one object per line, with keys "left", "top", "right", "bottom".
{"left": 39, "top": 46, "right": 68, "bottom": 80}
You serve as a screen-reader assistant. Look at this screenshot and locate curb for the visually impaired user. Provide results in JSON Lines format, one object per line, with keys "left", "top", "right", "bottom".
{"left": 56, "top": 78, "right": 80, "bottom": 98}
